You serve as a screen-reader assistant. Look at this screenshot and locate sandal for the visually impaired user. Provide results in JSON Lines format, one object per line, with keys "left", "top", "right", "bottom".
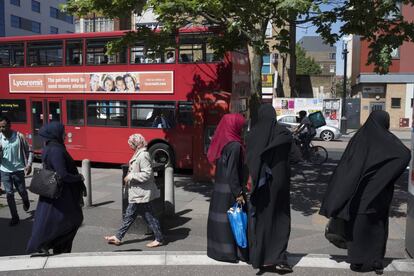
{"left": 104, "top": 235, "right": 121, "bottom": 246}
{"left": 146, "top": 240, "right": 163, "bottom": 248}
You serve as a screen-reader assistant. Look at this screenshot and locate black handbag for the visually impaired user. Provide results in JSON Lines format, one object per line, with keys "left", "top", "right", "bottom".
{"left": 29, "top": 167, "right": 63, "bottom": 199}
{"left": 325, "top": 217, "right": 348, "bottom": 249}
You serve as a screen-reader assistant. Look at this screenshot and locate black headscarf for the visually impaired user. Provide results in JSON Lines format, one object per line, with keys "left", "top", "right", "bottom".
{"left": 39, "top": 121, "right": 65, "bottom": 145}
{"left": 320, "top": 110, "right": 410, "bottom": 220}
{"left": 246, "top": 104, "right": 292, "bottom": 191}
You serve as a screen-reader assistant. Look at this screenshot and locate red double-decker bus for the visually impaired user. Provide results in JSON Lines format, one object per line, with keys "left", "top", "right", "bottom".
{"left": 0, "top": 28, "right": 250, "bottom": 180}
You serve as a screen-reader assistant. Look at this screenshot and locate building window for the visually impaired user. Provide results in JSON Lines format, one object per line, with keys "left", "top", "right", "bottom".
{"left": 329, "top": 64, "right": 335, "bottom": 73}
{"left": 391, "top": 98, "right": 401, "bottom": 108}
{"left": 31, "top": 21, "right": 41, "bottom": 33}
{"left": 329, "top": 53, "right": 336, "bottom": 60}
{"left": 10, "top": 15, "right": 20, "bottom": 28}
{"left": 50, "top": 7, "right": 73, "bottom": 24}
{"left": 262, "top": 54, "right": 271, "bottom": 74}
{"left": 50, "top": 26, "right": 58, "bottom": 34}
{"left": 10, "top": 0, "right": 20, "bottom": 6}
{"left": 10, "top": 15, "right": 40, "bottom": 34}
{"left": 31, "top": 0, "right": 40, "bottom": 13}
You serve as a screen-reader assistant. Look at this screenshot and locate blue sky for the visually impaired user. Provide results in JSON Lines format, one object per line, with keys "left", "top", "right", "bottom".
{"left": 296, "top": 18, "right": 345, "bottom": 76}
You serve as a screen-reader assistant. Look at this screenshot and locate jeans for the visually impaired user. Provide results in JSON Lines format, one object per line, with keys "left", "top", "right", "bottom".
{"left": 1, "top": 170, "right": 29, "bottom": 219}
{"left": 116, "top": 202, "right": 163, "bottom": 242}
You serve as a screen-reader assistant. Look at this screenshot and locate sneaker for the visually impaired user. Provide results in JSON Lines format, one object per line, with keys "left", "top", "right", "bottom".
{"left": 9, "top": 217, "right": 19, "bottom": 226}
{"left": 23, "top": 200, "right": 30, "bottom": 212}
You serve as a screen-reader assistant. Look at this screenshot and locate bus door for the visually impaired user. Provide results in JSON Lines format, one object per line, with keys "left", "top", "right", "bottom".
{"left": 31, "top": 99, "right": 62, "bottom": 151}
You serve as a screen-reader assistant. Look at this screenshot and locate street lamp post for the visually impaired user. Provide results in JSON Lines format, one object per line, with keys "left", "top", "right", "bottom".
{"left": 341, "top": 42, "right": 349, "bottom": 135}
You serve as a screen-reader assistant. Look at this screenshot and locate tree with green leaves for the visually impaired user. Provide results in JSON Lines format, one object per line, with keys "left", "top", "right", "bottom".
{"left": 296, "top": 44, "right": 322, "bottom": 75}
{"left": 64, "top": 0, "right": 414, "bottom": 119}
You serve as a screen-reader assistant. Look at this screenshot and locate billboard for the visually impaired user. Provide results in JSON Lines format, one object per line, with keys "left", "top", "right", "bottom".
{"left": 273, "top": 98, "right": 342, "bottom": 128}
{"left": 9, "top": 71, "right": 174, "bottom": 94}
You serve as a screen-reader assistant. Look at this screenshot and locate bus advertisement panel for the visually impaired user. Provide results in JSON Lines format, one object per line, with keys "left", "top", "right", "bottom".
{"left": 9, "top": 71, "right": 173, "bottom": 94}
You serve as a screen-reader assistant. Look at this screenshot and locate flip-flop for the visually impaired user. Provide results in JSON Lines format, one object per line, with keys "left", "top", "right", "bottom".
{"left": 104, "top": 236, "right": 121, "bottom": 246}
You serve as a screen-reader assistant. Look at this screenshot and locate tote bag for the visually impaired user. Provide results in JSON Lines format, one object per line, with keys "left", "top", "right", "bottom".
{"left": 227, "top": 202, "right": 248, "bottom": 248}
{"left": 29, "top": 167, "right": 63, "bottom": 199}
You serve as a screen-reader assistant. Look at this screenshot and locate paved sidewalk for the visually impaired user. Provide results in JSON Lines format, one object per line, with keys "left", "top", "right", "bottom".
{"left": 343, "top": 128, "right": 412, "bottom": 140}
{"left": 0, "top": 142, "right": 412, "bottom": 274}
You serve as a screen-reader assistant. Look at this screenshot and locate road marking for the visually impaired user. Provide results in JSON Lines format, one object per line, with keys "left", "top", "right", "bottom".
{"left": 0, "top": 252, "right": 412, "bottom": 272}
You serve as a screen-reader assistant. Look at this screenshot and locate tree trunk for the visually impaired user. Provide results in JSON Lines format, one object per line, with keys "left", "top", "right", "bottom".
{"left": 247, "top": 45, "right": 263, "bottom": 125}
{"left": 289, "top": 20, "right": 298, "bottom": 97}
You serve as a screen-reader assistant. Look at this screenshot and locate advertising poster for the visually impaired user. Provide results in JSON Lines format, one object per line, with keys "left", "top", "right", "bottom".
{"left": 323, "top": 99, "right": 341, "bottom": 128}
{"left": 9, "top": 71, "right": 174, "bottom": 94}
{"left": 273, "top": 98, "right": 341, "bottom": 128}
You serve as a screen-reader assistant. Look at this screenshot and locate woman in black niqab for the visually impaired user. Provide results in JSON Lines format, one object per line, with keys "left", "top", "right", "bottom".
{"left": 246, "top": 104, "right": 293, "bottom": 271}
{"left": 27, "top": 122, "right": 85, "bottom": 255}
{"left": 320, "top": 110, "right": 410, "bottom": 272}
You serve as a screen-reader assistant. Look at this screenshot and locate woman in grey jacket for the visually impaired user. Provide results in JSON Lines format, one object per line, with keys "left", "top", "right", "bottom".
{"left": 105, "top": 134, "right": 164, "bottom": 247}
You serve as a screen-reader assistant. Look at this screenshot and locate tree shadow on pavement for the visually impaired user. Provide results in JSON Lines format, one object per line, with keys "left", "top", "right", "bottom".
{"left": 389, "top": 170, "right": 409, "bottom": 218}
{"left": 174, "top": 177, "right": 212, "bottom": 202}
{"left": 290, "top": 158, "right": 409, "bottom": 218}
{"left": 290, "top": 158, "right": 338, "bottom": 216}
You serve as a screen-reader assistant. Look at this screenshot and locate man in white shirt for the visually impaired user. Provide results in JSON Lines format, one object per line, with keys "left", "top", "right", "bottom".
{"left": 0, "top": 116, "right": 33, "bottom": 226}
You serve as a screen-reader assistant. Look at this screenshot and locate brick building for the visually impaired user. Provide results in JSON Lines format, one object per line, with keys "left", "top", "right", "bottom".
{"left": 351, "top": 4, "right": 414, "bottom": 130}
{"left": 297, "top": 36, "right": 336, "bottom": 98}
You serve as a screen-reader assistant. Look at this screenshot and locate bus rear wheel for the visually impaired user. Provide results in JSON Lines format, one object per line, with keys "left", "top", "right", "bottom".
{"left": 148, "top": 143, "right": 174, "bottom": 167}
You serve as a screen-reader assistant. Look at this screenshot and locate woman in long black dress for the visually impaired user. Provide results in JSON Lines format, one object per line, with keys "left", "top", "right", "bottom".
{"left": 206, "top": 113, "right": 247, "bottom": 263}
{"left": 246, "top": 104, "right": 293, "bottom": 272}
{"left": 27, "top": 122, "right": 85, "bottom": 255}
{"left": 320, "top": 110, "right": 410, "bottom": 273}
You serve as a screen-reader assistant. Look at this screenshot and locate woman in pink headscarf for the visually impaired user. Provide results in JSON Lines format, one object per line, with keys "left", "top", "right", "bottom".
{"left": 206, "top": 113, "right": 248, "bottom": 263}
{"left": 104, "top": 134, "right": 164, "bottom": 248}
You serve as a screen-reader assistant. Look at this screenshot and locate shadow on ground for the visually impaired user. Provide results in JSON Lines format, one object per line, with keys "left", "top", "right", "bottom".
{"left": 290, "top": 156, "right": 409, "bottom": 218}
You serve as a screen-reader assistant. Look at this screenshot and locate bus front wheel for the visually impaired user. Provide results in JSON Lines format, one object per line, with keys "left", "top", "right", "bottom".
{"left": 148, "top": 143, "right": 174, "bottom": 167}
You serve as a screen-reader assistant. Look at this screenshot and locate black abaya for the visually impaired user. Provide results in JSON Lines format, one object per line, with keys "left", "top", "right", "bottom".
{"left": 320, "top": 110, "right": 410, "bottom": 268}
{"left": 246, "top": 104, "right": 292, "bottom": 269}
{"left": 207, "top": 141, "right": 248, "bottom": 262}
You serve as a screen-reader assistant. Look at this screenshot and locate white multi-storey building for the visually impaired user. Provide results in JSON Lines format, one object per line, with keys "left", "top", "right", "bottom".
{"left": 0, "top": 0, "right": 75, "bottom": 36}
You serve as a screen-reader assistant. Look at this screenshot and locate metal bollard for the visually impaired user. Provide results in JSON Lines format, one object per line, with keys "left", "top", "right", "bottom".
{"left": 164, "top": 164, "right": 174, "bottom": 216}
{"left": 82, "top": 159, "right": 92, "bottom": 207}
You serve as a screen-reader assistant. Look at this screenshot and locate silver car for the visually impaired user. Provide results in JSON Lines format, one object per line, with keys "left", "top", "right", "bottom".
{"left": 277, "top": 114, "right": 342, "bottom": 141}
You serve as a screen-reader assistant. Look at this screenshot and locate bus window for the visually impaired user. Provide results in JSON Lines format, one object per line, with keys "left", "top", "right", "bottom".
{"left": 66, "top": 40, "right": 83, "bottom": 66}
{"left": 86, "top": 39, "right": 126, "bottom": 65}
{"left": 27, "top": 41, "right": 63, "bottom": 66}
{"left": 130, "top": 40, "right": 175, "bottom": 64}
{"left": 0, "top": 99, "right": 27, "bottom": 123}
{"left": 0, "top": 43, "right": 24, "bottom": 67}
{"left": 179, "top": 35, "right": 222, "bottom": 63}
{"left": 177, "top": 101, "right": 193, "bottom": 125}
{"left": 179, "top": 35, "right": 202, "bottom": 63}
{"left": 131, "top": 101, "right": 175, "bottom": 128}
{"left": 87, "top": 100, "right": 127, "bottom": 127}
{"left": 206, "top": 44, "right": 222, "bottom": 62}
{"left": 67, "top": 100, "right": 84, "bottom": 126}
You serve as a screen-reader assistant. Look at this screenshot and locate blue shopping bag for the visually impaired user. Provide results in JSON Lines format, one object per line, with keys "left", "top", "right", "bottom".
{"left": 227, "top": 202, "right": 248, "bottom": 248}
